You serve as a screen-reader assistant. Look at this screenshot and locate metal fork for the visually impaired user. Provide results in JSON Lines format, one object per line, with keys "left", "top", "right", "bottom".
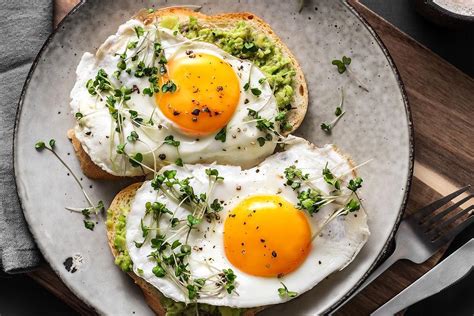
{"left": 332, "top": 185, "right": 473, "bottom": 312}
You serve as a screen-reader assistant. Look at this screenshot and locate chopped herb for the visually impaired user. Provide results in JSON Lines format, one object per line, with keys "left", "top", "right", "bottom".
{"left": 75, "top": 112, "right": 83, "bottom": 120}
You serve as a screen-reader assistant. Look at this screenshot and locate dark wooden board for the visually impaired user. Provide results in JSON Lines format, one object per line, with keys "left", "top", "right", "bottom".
{"left": 27, "top": 0, "right": 474, "bottom": 315}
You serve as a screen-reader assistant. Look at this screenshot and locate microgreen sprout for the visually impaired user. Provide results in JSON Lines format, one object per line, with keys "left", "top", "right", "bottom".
{"left": 331, "top": 56, "right": 369, "bottom": 92}
{"left": 278, "top": 282, "right": 298, "bottom": 298}
{"left": 35, "top": 140, "right": 103, "bottom": 231}
{"left": 247, "top": 108, "right": 281, "bottom": 147}
{"left": 322, "top": 162, "right": 341, "bottom": 190}
{"left": 332, "top": 56, "right": 351, "bottom": 74}
{"left": 141, "top": 169, "right": 237, "bottom": 300}
{"left": 161, "top": 80, "right": 177, "bottom": 93}
{"left": 283, "top": 164, "right": 364, "bottom": 220}
{"left": 321, "top": 88, "right": 345, "bottom": 134}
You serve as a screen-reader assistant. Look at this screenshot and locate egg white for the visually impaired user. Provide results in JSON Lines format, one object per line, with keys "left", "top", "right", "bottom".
{"left": 126, "top": 136, "right": 370, "bottom": 308}
{"left": 70, "top": 19, "right": 279, "bottom": 177}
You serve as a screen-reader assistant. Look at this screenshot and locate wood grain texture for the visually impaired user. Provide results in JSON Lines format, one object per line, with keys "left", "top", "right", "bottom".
{"left": 27, "top": 0, "right": 473, "bottom": 315}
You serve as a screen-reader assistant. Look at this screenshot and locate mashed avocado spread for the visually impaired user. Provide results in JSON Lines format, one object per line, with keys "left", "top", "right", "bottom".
{"left": 107, "top": 205, "right": 246, "bottom": 315}
{"left": 160, "top": 15, "right": 296, "bottom": 130}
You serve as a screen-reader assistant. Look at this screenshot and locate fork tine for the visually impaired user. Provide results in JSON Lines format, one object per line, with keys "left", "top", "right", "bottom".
{"left": 431, "top": 210, "right": 474, "bottom": 246}
{"left": 436, "top": 205, "right": 474, "bottom": 232}
{"left": 414, "top": 185, "right": 471, "bottom": 220}
{"left": 422, "top": 194, "right": 474, "bottom": 230}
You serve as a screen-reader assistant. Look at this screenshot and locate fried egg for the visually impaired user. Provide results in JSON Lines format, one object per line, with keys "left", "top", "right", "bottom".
{"left": 126, "top": 136, "right": 369, "bottom": 308}
{"left": 70, "top": 19, "right": 279, "bottom": 177}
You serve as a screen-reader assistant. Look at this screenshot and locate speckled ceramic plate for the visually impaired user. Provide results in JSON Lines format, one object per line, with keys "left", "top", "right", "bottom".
{"left": 14, "top": 0, "right": 413, "bottom": 314}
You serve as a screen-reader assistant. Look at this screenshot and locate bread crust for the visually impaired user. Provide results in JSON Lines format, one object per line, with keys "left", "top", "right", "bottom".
{"left": 106, "top": 183, "right": 262, "bottom": 315}
{"left": 67, "top": 129, "right": 121, "bottom": 180}
{"left": 71, "top": 8, "right": 308, "bottom": 180}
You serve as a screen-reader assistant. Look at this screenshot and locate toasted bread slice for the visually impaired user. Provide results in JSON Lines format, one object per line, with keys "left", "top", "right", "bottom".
{"left": 72, "top": 8, "right": 308, "bottom": 180}
{"left": 106, "top": 183, "right": 264, "bottom": 315}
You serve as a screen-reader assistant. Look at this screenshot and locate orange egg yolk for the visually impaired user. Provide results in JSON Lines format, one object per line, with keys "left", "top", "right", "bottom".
{"left": 156, "top": 52, "right": 240, "bottom": 136}
{"left": 224, "top": 195, "right": 312, "bottom": 277}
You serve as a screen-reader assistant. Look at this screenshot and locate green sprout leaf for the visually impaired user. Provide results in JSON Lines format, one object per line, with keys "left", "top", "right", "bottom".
{"left": 152, "top": 265, "right": 166, "bottom": 277}
{"left": 75, "top": 112, "right": 83, "bottom": 120}
{"left": 331, "top": 55, "right": 351, "bottom": 74}
{"left": 35, "top": 141, "right": 46, "bottom": 150}
{"left": 215, "top": 126, "right": 227, "bottom": 142}
{"left": 134, "top": 26, "right": 145, "bottom": 38}
{"left": 127, "top": 131, "right": 139, "bottom": 142}
{"left": 251, "top": 88, "right": 262, "bottom": 96}
{"left": 278, "top": 282, "right": 298, "bottom": 298}
{"left": 175, "top": 158, "right": 183, "bottom": 167}
{"left": 161, "top": 80, "right": 177, "bottom": 93}
{"left": 83, "top": 220, "right": 95, "bottom": 231}
{"left": 164, "top": 135, "right": 180, "bottom": 147}
{"left": 116, "top": 143, "right": 126, "bottom": 154}
{"left": 347, "top": 177, "right": 363, "bottom": 192}
{"left": 322, "top": 163, "right": 341, "bottom": 190}
{"left": 129, "top": 152, "right": 143, "bottom": 167}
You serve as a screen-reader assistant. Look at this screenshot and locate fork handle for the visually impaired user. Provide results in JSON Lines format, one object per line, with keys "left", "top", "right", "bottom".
{"left": 330, "top": 247, "right": 405, "bottom": 314}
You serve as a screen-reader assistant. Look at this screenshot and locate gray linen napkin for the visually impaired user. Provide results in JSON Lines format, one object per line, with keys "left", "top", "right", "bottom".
{"left": 0, "top": 0, "right": 53, "bottom": 273}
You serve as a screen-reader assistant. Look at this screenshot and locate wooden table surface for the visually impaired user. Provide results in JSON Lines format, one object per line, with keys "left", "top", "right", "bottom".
{"left": 28, "top": 0, "right": 474, "bottom": 315}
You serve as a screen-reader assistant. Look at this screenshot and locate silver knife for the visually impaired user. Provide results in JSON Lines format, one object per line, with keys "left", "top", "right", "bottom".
{"left": 372, "top": 239, "right": 474, "bottom": 316}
